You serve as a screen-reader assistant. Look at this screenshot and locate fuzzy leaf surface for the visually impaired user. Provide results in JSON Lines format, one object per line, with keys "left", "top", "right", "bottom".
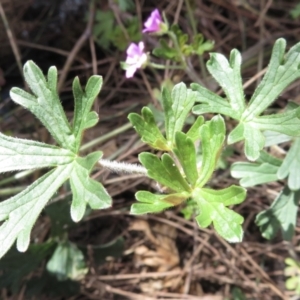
{"left": 231, "top": 151, "right": 282, "bottom": 187}
{"left": 9, "top": 61, "right": 76, "bottom": 152}
{"left": 70, "top": 152, "right": 111, "bottom": 222}
{"left": 206, "top": 49, "right": 245, "bottom": 115}
{"left": 192, "top": 39, "right": 300, "bottom": 160}
{"left": 162, "top": 82, "right": 196, "bottom": 145}
{"left": 243, "top": 39, "right": 300, "bottom": 120}
{"left": 72, "top": 76, "right": 102, "bottom": 151}
{"left": 191, "top": 84, "right": 238, "bottom": 119}
{"left": 0, "top": 164, "right": 73, "bottom": 259}
{"left": 0, "top": 132, "right": 75, "bottom": 173}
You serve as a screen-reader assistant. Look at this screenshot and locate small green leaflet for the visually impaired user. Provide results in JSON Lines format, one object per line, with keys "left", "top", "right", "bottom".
{"left": 193, "top": 186, "right": 246, "bottom": 243}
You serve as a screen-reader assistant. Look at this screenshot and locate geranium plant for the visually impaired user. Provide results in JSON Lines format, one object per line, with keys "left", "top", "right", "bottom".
{"left": 0, "top": 8, "right": 300, "bottom": 261}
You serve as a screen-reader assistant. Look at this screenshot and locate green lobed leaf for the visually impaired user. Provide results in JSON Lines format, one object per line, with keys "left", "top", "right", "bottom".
{"left": 193, "top": 186, "right": 246, "bottom": 243}
{"left": 251, "top": 107, "right": 300, "bottom": 137}
{"left": 186, "top": 116, "right": 204, "bottom": 142}
{"left": 46, "top": 241, "right": 88, "bottom": 281}
{"left": 263, "top": 130, "right": 292, "bottom": 147}
{"left": 231, "top": 151, "right": 282, "bottom": 187}
{"left": 128, "top": 107, "right": 169, "bottom": 150}
{"left": 139, "top": 152, "right": 191, "bottom": 193}
{"left": 277, "top": 138, "right": 300, "bottom": 190}
{"left": 70, "top": 152, "right": 111, "bottom": 222}
{"left": 228, "top": 122, "right": 266, "bottom": 161}
{"left": 0, "top": 132, "right": 75, "bottom": 173}
{"left": 0, "top": 164, "right": 73, "bottom": 259}
{"left": 243, "top": 39, "right": 300, "bottom": 120}
{"left": 9, "top": 61, "right": 76, "bottom": 152}
{"left": 162, "top": 83, "right": 196, "bottom": 145}
{"left": 256, "top": 186, "right": 300, "bottom": 240}
{"left": 72, "top": 76, "right": 102, "bottom": 151}
{"left": 196, "top": 115, "right": 226, "bottom": 187}
{"left": 231, "top": 162, "right": 279, "bottom": 187}
{"left": 131, "top": 191, "right": 189, "bottom": 214}
{"left": 174, "top": 132, "right": 198, "bottom": 186}
{"left": 191, "top": 83, "right": 238, "bottom": 119}
{"left": 206, "top": 49, "right": 245, "bottom": 116}
{"left": 243, "top": 124, "right": 266, "bottom": 161}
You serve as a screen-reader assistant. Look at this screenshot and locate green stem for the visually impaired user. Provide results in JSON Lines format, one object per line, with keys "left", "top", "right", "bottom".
{"left": 167, "top": 31, "right": 203, "bottom": 85}
{"left": 149, "top": 62, "right": 184, "bottom": 70}
{"left": 184, "top": 0, "right": 207, "bottom": 80}
{"left": 79, "top": 122, "right": 133, "bottom": 152}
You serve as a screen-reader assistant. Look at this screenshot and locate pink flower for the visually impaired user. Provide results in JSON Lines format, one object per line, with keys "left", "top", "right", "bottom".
{"left": 125, "top": 42, "right": 147, "bottom": 78}
{"left": 143, "top": 9, "right": 163, "bottom": 33}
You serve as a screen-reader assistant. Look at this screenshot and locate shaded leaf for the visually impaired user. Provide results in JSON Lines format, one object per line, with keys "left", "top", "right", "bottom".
{"left": 47, "top": 241, "right": 88, "bottom": 281}
{"left": 256, "top": 186, "right": 300, "bottom": 240}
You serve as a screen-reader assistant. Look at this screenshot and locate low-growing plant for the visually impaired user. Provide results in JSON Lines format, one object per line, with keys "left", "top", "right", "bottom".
{"left": 1, "top": 13, "right": 300, "bottom": 300}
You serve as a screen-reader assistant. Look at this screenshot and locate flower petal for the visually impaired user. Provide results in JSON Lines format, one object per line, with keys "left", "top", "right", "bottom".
{"left": 143, "top": 9, "right": 162, "bottom": 33}
{"left": 126, "top": 66, "right": 137, "bottom": 78}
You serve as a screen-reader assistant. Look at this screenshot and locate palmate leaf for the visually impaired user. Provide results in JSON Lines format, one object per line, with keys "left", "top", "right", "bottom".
{"left": 192, "top": 38, "right": 300, "bottom": 161}
{"left": 0, "top": 61, "right": 109, "bottom": 260}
